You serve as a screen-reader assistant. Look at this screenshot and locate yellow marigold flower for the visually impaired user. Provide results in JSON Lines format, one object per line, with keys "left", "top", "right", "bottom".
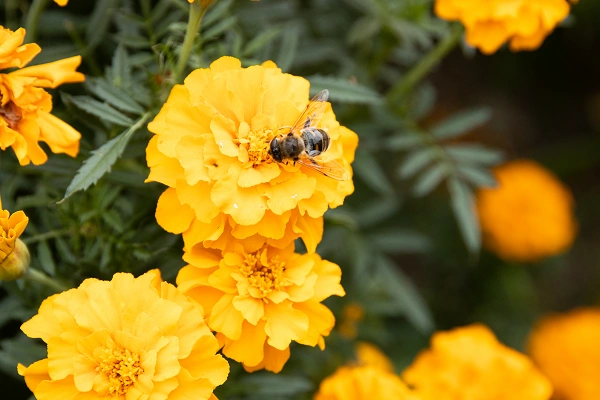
{"left": 315, "top": 365, "right": 418, "bottom": 400}
{"left": 18, "top": 270, "right": 229, "bottom": 400}
{"left": 0, "top": 26, "right": 84, "bottom": 166}
{"left": 528, "top": 308, "right": 600, "bottom": 400}
{"left": 0, "top": 198, "right": 30, "bottom": 281}
{"left": 337, "top": 302, "right": 365, "bottom": 339}
{"left": 476, "top": 159, "right": 577, "bottom": 262}
{"left": 435, "top": 0, "right": 572, "bottom": 54}
{"left": 355, "top": 342, "right": 395, "bottom": 373}
{"left": 53, "top": 0, "right": 68, "bottom": 5}
{"left": 403, "top": 324, "right": 553, "bottom": 400}
{"left": 177, "top": 242, "right": 345, "bottom": 373}
{"left": 146, "top": 56, "right": 358, "bottom": 254}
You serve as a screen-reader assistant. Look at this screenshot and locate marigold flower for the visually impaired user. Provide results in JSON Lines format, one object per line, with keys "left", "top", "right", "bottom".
{"left": 0, "top": 26, "right": 84, "bottom": 166}
{"left": 0, "top": 198, "right": 29, "bottom": 281}
{"left": 476, "top": 160, "right": 577, "bottom": 262}
{"left": 355, "top": 342, "right": 395, "bottom": 373}
{"left": 146, "top": 56, "right": 357, "bottom": 254}
{"left": 435, "top": 0, "right": 572, "bottom": 54}
{"left": 315, "top": 365, "right": 418, "bottom": 400}
{"left": 177, "top": 242, "right": 345, "bottom": 373}
{"left": 18, "top": 270, "right": 229, "bottom": 400}
{"left": 528, "top": 308, "right": 600, "bottom": 400}
{"left": 53, "top": 0, "right": 68, "bottom": 5}
{"left": 337, "top": 302, "right": 365, "bottom": 339}
{"left": 403, "top": 324, "right": 553, "bottom": 400}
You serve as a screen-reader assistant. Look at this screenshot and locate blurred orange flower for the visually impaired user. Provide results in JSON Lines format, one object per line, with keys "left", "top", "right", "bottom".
{"left": 355, "top": 342, "right": 395, "bottom": 373}
{"left": 337, "top": 302, "right": 365, "bottom": 339}
{"left": 0, "top": 198, "right": 29, "bottom": 281}
{"left": 435, "top": 0, "right": 572, "bottom": 54}
{"left": 146, "top": 56, "right": 357, "bottom": 254}
{"left": 476, "top": 160, "right": 577, "bottom": 262}
{"left": 18, "top": 270, "right": 229, "bottom": 400}
{"left": 0, "top": 26, "right": 84, "bottom": 165}
{"left": 177, "top": 242, "right": 345, "bottom": 373}
{"left": 403, "top": 324, "right": 553, "bottom": 400}
{"left": 529, "top": 308, "right": 600, "bottom": 400}
{"left": 315, "top": 365, "right": 417, "bottom": 400}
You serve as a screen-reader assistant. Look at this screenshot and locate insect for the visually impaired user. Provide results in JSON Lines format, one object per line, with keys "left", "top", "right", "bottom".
{"left": 268, "top": 89, "right": 350, "bottom": 181}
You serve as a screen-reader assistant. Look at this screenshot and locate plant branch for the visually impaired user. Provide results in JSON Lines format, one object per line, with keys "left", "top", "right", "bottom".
{"left": 173, "top": 2, "right": 207, "bottom": 83}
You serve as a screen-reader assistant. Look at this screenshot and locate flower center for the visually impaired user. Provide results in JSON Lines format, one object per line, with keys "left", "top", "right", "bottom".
{"left": 240, "top": 251, "right": 286, "bottom": 298}
{"left": 239, "top": 128, "right": 274, "bottom": 166}
{"left": 95, "top": 347, "right": 143, "bottom": 397}
{"left": 0, "top": 101, "right": 22, "bottom": 129}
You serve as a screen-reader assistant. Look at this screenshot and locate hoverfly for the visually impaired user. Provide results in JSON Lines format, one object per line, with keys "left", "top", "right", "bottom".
{"left": 268, "top": 89, "right": 350, "bottom": 181}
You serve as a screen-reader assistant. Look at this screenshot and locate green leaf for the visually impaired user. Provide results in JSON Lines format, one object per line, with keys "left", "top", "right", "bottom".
{"left": 413, "top": 163, "right": 447, "bottom": 196}
{"left": 445, "top": 144, "right": 503, "bottom": 165}
{"left": 386, "top": 133, "right": 422, "bottom": 150}
{"left": 59, "top": 113, "right": 151, "bottom": 203}
{"left": 203, "top": 16, "right": 238, "bottom": 40}
{"left": 111, "top": 45, "right": 131, "bottom": 88}
{"left": 308, "top": 75, "right": 383, "bottom": 104}
{"left": 237, "top": 373, "right": 313, "bottom": 396}
{"left": 275, "top": 24, "right": 299, "bottom": 71}
{"left": 64, "top": 94, "right": 134, "bottom": 126}
{"left": 85, "top": 78, "right": 145, "bottom": 115}
{"left": 457, "top": 165, "right": 497, "bottom": 188}
{"left": 243, "top": 27, "right": 283, "bottom": 56}
{"left": 348, "top": 17, "right": 380, "bottom": 44}
{"left": 203, "top": 0, "right": 234, "bottom": 27}
{"left": 369, "top": 230, "right": 431, "bottom": 253}
{"left": 353, "top": 149, "right": 394, "bottom": 194}
{"left": 397, "top": 148, "right": 435, "bottom": 179}
{"left": 431, "top": 108, "right": 492, "bottom": 139}
{"left": 447, "top": 177, "right": 481, "bottom": 254}
{"left": 86, "top": 0, "right": 120, "bottom": 49}
{"left": 37, "top": 241, "right": 56, "bottom": 275}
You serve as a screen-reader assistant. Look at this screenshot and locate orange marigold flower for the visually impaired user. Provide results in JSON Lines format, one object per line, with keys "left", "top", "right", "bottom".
{"left": 528, "top": 308, "right": 600, "bottom": 400}
{"left": 476, "top": 159, "right": 577, "bottom": 262}
{"left": 435, "top": 0, "right": 572, "bottom": 54}
{"left": 0, "top": 26, "right": 84, "bottom": 165}
{"left": 315, "top": 365, "right": 418, "bottom": 400}
{"left": 146, "top": 56, "right": 358, "bottom": 254}
{"left": 53, "top": 0, "right": 68, "bottom": 5}
{"left": 0, "top": 198, "right": 29, "bottom": 281}
{"left": 355, "top": 342, "right": 395, "bottom": 373}
{"left": 403, "top": 324, "right": 553, "bottom": 400}
{"left": 177, "top": 242, "right": 345, "bottom": 373}
{"left": 18, "top": 270, "right": 229, "bottom": 400}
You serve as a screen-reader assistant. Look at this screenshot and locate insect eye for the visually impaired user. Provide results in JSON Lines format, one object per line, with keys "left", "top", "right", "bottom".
{"left": 287, "top": 132, "right": 293, "bottom": 137}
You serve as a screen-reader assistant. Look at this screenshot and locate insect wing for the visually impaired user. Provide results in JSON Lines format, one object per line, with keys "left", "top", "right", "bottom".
{"left": 290, "top": 89, "right": 329, "bottom": 132}
{"left": 297, "top": 155, "right": 350, "bottom": 181}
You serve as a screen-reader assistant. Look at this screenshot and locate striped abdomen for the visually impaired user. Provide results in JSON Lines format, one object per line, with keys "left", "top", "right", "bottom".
{"left": 301, "top": 128, "right": 330, "bottom": 157}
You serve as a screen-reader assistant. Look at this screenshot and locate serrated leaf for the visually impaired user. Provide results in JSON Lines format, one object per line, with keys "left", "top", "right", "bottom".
{"left": 398, "top": 148, "right": 435, "bottom": 179}
{"left": 448, "top": 177, "right": 481, "bottom": 254}
{"left": 386, "top": 133, "right": 422, "bottom": 150}
{"left": 446, "top": 144, "right": 503, "bottom": 165}
{"left": 243, "top": 27, "right": 283, "bottom": 56}
{"left": 85, "top": 78, "right": 144, "bottom": 115}
{"left": 413, "top": 163, "right": 447, "bottom": 196}
{"left": 431, "top": 108, "right": 492, "bottom": 139}
{"left": 86, "top": 0, "right": 119, "bottom": 49}
{"left": 59, "top": 113, "right": 151, "bottom": 203}
{"left": 37, "top": 241, "right": 56, "bottom": 275}
{"left": 112, "top": 45, "right": 131, "bottom": 88}
{"left": 348, "top": 17, "right": 380, "bottom": 45}
{"left": 65, "top": 94, "right": 134, "bottom": 126}
{"left": 308, "top": 75, "right": 382, "bottom": 104}
{"left": 457, "top": 165, "right": 497, "bottom": 188}
{"left": 353, "top": 149, "right": 394, "bottom": 194}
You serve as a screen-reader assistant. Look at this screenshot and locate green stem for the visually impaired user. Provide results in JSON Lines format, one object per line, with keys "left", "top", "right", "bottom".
{"left": 174, "top": 2, "right": 206, "bottom": 83}
{"left": 24, "top": 0, "right": 51, "bottom": 42}
{"left": 24, "top": 268, "right": 71, "bottom": 293}
{"left": 23, "top": 229, "right": 71, "bottom": 245}
{"left": 387, "top": 24, "right": 463, "bottom": 105}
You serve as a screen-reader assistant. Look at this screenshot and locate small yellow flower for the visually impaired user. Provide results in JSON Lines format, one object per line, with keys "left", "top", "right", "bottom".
{"left": 476, "top": 160, "right": 577, "bottom": 262}
{"left": 528, "top": 308, "right": 600, "bottom": 400}
{"left": 0, "top": 26, "right": 84, "bottom": 165}
{"left": 337, "top": 302, "right": 365, "bottom": 339}
{"left": 177, "top": 242, "right": 345, "bottom": 373}
{"left": 146, "top": 56, "right": 358, "bottom": 254}
{"left": 355, "top": 342, "right": 395, "bottom": 373}
{"left": 0, "top": 198, "right": 29, "bottom": 281}
{"left": 435, "top": 0, "right": 572, "bottom": 54}
{"left": 18, "top": 270, "right": 229, "bottom": 400}
{"left": 315, "top": 365, "right": 418, "bottom": 400}
{"left": 403, "top": 324, "right": 553, "bottom": 400}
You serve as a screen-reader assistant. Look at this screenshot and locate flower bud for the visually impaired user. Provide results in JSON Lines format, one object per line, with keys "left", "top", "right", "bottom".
{"left": 0, "top": 238, "right": 30, "bottom": 281}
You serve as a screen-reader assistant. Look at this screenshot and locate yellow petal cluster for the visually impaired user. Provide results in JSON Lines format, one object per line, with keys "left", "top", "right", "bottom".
{"left": 0, "top": 198, "right": 29, "bottom": 280}
{"left": 476, "top": 159, "right": 577, "bottom": 262}
{"left": 528, "top": 308, "right": 600, "bottom": 400}
{"left": 146, "top": 56, "right": 357, "bottom": 254}
{"left": 402, "top": 324, "right": 553, "bottom": 400}
{"left": 314, "top": 365, "right": 418, "bottom": 400}
{"left": 0, "top": 26, "right": 84, "bottom": 165}
{"left": 18, "top": 270, "right": 229, "bottom": 400}
{"left": 435, "top": 0, "right": 572, "bottom": 54}
{"left": 354, "top": 342, "right": 395, "bottom": 373}
{"left": 177, "top": 242, "right": 345, "bottom": 373}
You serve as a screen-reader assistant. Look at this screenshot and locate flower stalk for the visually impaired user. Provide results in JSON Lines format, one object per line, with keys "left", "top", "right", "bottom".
{"left": 24, "top": 268, "right": 70, "bottom": 293}
{"left": 174, "top": 1, "right": 207, "bottom": 83}
{"left": 24, "top": 0, "right": 51, "bottom": 42}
